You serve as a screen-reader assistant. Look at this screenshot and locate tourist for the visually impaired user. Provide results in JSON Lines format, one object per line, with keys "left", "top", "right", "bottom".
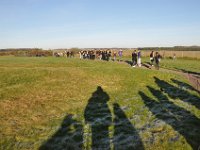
{"left": 118, "top": 50, "right": 123, "bottom": 61}
{"left": 132, "top": 50, "right": 137, "bottom": 67}
{"left": 79, "top": 51, "right": 83, "bottom": 59}
{"left": 150, "top": 51, "right": 154, "bottom": 66}
{"left": 137, "top": 50, "right": 141, "bottom": 67}
{"left": 173, "top": 53, "right": 176, "bottom": 60}
{"left": 155, "top": 52, "right": 161, "bottom": 70}
{"left": 113, "top": 51, "right": 117, "bottom": 61}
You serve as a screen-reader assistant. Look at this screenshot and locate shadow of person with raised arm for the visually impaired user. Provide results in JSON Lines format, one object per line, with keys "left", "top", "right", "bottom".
{"left": 174, "top": 68, "right": 200, "bottom": 76}
{"left": 154, "top": 77, "right": 200, "bottom": 110}
{"left": 113, "top": 103, "right": 144, "bottom": 150}
{"left": 171, "top": 78, "right": 200, "bottom": 94}
{"left": 84, "top": 86, "right": 112, "bottom": 149}
{"left": 139, "top": 85, "right": 200, "bottom": 149}
{"left": 39, "top": 114, "right": 83, "bottom": 150}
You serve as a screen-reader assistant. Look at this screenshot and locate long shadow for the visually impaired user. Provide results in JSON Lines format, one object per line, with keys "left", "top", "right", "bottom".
{"left": 154, "top": 77, "right": 200, "bottom": 110}
{"left": 171, "top": 78, "right": 200, "bottom": 94}
{"left": 113, "top": 103, "right": 144, "bottom": 150}
{"left": 142, "top": 62, "right": 151, "bottom": 69}
{"left": 175, "top": 68, "right": 200, "bottom": 76}
{"left": 124, "top": 60, "right": 133, "bottom": 66}
{"left": 84, "top": 86, "right": 145, "bottom": 149}
{"left": 139, "top": 85, "right": 200, "bottom": 149}
{"left": 144, "top": 61, "right": 152, "bottom": 66}
{"left": 40, "top": 86, "right": 145, "bottom": 149}
{"left": 84, "top": 86, "right": 112, "bottom": 149}
{"left": 39, "top": 114, "right": 83, "bottom": 150}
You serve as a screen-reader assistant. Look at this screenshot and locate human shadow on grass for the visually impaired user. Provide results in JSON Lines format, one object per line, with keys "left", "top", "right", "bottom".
{"left": 113, "top": 103, "right": 144, "bottom": 150}
{"left": 84, "top": 86, "right": 144, "bottom": 150}
{"left": 124, "top": 60, "right": 133, "bottom": 66}
{"left": 40, "top": 86, "right": 144, "bottom": 150}
{"left": 175, "top": 68, "right": 200, "bottom": 76}
{"left": 139, "top": 83, "right": 200, "bottom": 149}
{"left": 39, "top": 114, "right": 83, "bottom": 150}
{"left": 142, "top": 62, "right": 151, "bottom": 69}
{"left": 144, "top": 61, "right": 152, "bottom": 66}
{"left": 154, "top": 77, "right": 200, "bottom": 110}
{"left": 171, "top": 78, "right": 200, "bottom": 94}
{"left": 84, "top": 86, "right": 112, "bottom": 149}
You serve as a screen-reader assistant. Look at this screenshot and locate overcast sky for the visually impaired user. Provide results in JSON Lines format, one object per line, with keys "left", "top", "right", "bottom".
{"left": 0, "top": 0, "right": 200, "bottom": 49}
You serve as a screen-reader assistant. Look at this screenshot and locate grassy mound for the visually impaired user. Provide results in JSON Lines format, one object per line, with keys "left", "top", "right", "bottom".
{"left": 0, "top": 56, "right": 200, "bottom": 149}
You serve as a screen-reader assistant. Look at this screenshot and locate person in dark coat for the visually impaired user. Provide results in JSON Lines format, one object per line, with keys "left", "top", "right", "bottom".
{"left": 155, "top": 52, "right": 161, "bottom": 70}
{"left": 132, "top": 50, "right": 137, "bottom": 67}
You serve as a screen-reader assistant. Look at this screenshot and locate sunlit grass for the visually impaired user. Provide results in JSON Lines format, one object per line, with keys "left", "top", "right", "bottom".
{"left": 0, "top": 56, "right": 199, "bottom": 149}
{"left": 160, "top": 58, "right": 200, "bottom": 73}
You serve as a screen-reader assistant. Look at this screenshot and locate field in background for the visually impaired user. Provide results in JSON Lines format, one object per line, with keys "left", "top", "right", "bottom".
{"left": 121, "top": 50, "right": 200, "bottom": 59}
{"left": 1, "top": 48, "right": 200, "bottom": 59}
{"left": 160, "top": 59, "right": 200, "bottom": 73}
{"left": 117, "top": 52, "right": 200, "bottom": 74}
{"left": 0, "top": 56, "right": 200, "bottom": 149}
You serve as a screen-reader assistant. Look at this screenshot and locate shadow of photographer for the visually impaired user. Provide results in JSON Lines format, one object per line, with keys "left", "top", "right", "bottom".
{"left": 84, "top": 86, "right": 112, "bottom": 149}
{"left": 40, "top": 86, "right": 144, "bottom": 150}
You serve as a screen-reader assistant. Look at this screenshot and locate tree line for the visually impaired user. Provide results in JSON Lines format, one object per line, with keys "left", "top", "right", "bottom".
{"left": 138, "top": 46, "right": 200, "bottom": 51}
{"left": 0, "top": 48, "right": 52, "bottom": 56}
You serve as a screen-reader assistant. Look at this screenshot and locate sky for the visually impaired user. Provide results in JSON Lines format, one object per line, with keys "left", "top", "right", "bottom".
{"left": 0, "top": 0, "right": 200, "bottom": 49}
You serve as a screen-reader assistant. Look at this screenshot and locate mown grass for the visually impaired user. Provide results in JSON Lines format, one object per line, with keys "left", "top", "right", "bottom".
{"left": 159, "top": 58, "right": 200, "bottom": 74}
{"left": 0, "top": 56, "right": 200, "bottom": 150}
{"left": 124, "top": 56, "right": 200, "bottom": 74}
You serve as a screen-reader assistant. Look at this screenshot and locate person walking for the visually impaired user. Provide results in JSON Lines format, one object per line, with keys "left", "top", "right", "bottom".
{"left": 155, "top": 52, "right": 161, "bottom": 70}
{"left": 150, "top": 51, "right": 154, "bottom": 66}
{"left": 113, "top": 51, "right": 117, "bottom": 61}
{"left": 118, "top": 50, "right": 123, "bottom": 61}
{"left": 132, "top": 50, "right": 137, "bottom": 67}
{"left": 137, "top": 50, "right": 142, "bottom": 67}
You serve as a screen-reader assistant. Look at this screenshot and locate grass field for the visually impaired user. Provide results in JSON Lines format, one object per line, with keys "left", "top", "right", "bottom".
{"left": 0, "top": 56, "right": 200, "bottom": 150}
{"left": 124, "top": 56, "right": 200, "bottom": 74}
{"left": 122, "top": 50, "right": 200, "bottom": 59}
{"left": 159, "top": 58, "right": 200, "bottom": 74}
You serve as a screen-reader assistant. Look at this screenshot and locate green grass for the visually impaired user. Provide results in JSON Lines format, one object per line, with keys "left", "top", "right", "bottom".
{"left": 123, "top": 56, "right": 200, "bottom": 73}
{"left": 160, "top": 58, "right": 200, "bottom": 74}
{"left": 0, "top": 56, "right": 200, "bottom": 150}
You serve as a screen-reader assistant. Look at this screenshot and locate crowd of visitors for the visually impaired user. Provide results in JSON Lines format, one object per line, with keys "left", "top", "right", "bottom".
{"left": 79, "top": 50, "right": 96, "bottom": 59}
{"left": 79, "top": 50, "right": 121, "bottom": 61}
{"left": 56, "top": 49, "right": 163, "bottom": 70}
{"left": 54, "top": 51, "right": 74, "bottom": 57}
